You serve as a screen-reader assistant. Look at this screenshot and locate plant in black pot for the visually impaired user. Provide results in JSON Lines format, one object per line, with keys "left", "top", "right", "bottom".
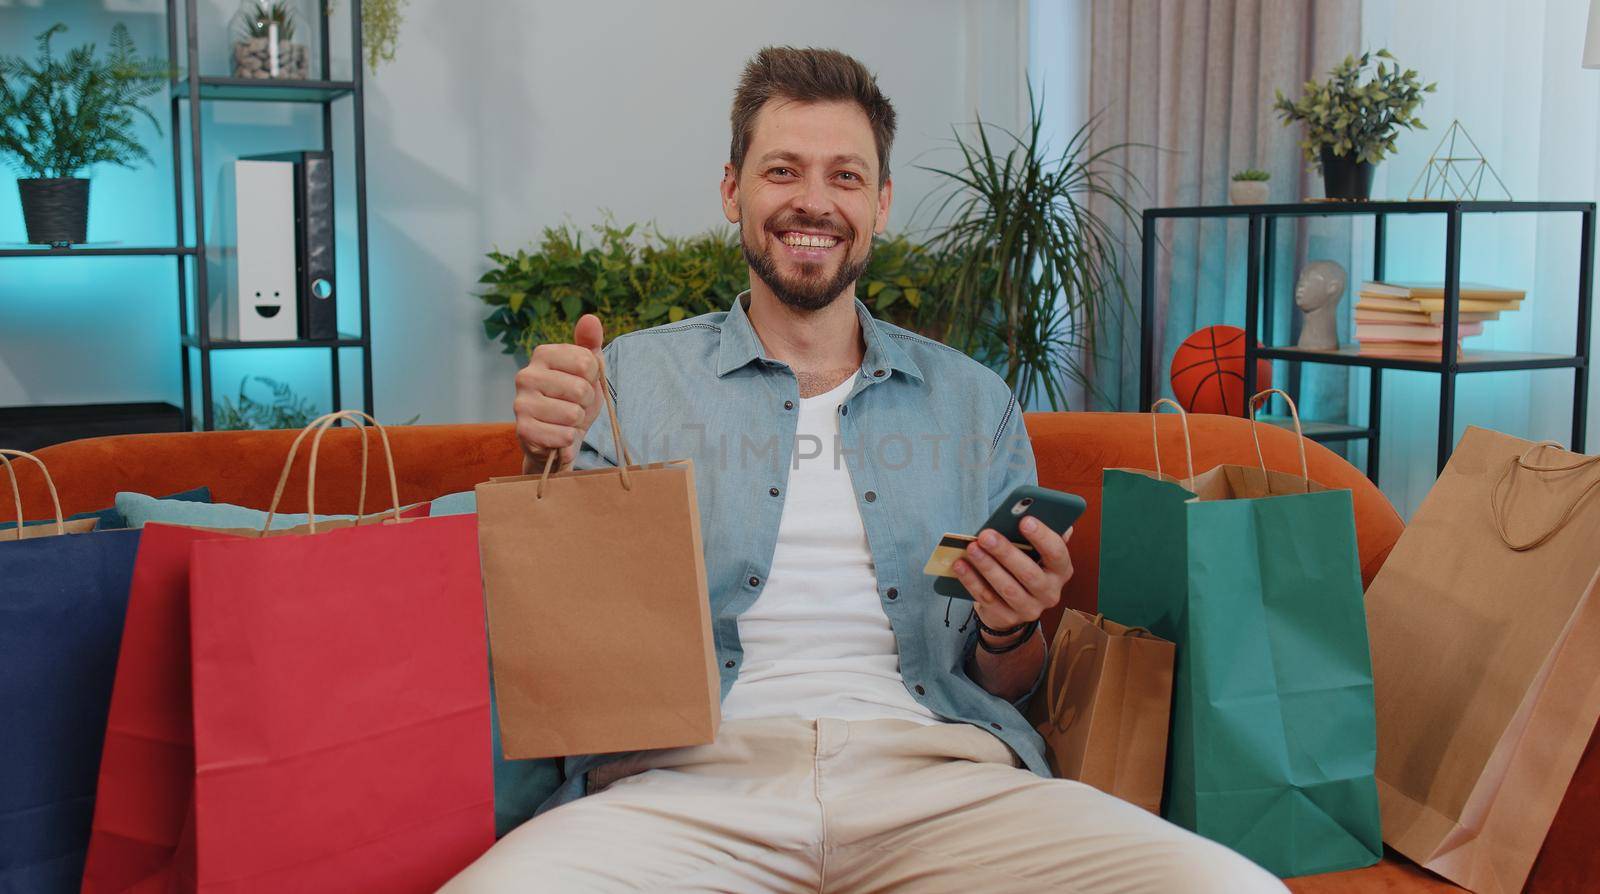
{"left": 0, "top": 24, "right": 167, "bottom": 246}
{"left": 1273, "top": 50, "right": 1434, "bottom": 201}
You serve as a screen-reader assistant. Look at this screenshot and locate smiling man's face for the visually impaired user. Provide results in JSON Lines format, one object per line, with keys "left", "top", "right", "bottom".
{"left": 721, "top": 98, "right": 893, "bottom": 312}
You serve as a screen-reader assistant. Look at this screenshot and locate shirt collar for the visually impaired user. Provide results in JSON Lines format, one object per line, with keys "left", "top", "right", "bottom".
{"left": 716, "top": 290, "right": 926, "bottom": 383}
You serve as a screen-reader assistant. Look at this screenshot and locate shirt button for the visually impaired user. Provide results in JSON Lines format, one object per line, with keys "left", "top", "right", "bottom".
{"left": 748, "top": 575, "right": 760, "bottom": 588}
{"left": 873, "top": 368, "right": 886, "bottom": 377}
{"left": 839, "top": 405, "right": 849, "bottom": 416}
{"left": 769, "top": 486, "right": 780, "bottom": 497}
{"left": 886, "top": 587, "right": 898, "bottom": 600}
{"left": 864, "top": 490, "right": 877, "bottom": 503}
{"left": 783, "top": 400, "right": 794, "bottom": 410}
{"left": 914, "top": 684, "right": 925, "bottom": 695}
{"left": 724, "top": 660, "right": 735, "bottom": 668}
{"left": 990, "top": 722, "right": 1002, "bottom": 730}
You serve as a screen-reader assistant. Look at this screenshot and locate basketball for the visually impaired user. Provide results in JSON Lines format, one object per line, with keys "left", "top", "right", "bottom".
{"left": 1169, "top": 325, "right": 1272, "bottom": 416}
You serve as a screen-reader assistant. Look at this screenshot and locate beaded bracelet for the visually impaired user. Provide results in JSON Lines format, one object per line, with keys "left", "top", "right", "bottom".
{"left": 976, "top": 619, "right": 1039, "bottom": 654}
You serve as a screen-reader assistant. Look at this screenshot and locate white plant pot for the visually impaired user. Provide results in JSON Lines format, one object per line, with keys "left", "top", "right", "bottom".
{"left": 1229, "top": 180, "right": 1270, "bottom": 205}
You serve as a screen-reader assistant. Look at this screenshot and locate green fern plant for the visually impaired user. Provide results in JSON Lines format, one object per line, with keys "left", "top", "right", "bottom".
{"left": 213, "top": 376, "right": 319, "bottom": 431}
{"left": 0, "top": 24, "right": 169, "bottom": 179}
{"left": 1231, "top": 169, "right": 1271, "bottom": 182}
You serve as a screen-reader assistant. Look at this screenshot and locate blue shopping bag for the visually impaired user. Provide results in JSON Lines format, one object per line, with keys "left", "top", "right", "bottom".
{"left": 0, "top": 527, "right": 141, "bottom": 892}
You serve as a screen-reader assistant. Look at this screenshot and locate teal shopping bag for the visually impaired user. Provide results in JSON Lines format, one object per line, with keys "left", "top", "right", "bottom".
{"left": 1098, "top": 395, "right": 1381, "bottom": 878}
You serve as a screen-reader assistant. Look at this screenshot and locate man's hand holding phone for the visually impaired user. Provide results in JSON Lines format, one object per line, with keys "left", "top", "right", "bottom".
{"left": 952, "top": 518, "right": 1074, "bottom": 632}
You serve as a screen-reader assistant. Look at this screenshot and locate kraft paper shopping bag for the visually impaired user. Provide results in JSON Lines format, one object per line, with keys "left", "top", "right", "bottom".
{"left": 1027, "top": 609, "right": 1175, "bottom": 813}
{"left": 1368, "top": 427, "right": 1600, "bottom": 894}
{"left": 476, "top": 355, "right": 718, "bottom": 759}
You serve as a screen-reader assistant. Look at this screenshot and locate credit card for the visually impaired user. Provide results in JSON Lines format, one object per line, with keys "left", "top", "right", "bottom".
{"left": 923, "top": 533, "right": 1038, "bottom": 579}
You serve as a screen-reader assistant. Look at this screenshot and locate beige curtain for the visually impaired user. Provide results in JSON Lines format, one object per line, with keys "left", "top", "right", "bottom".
{"left": 1087, "top": 0, "right": 1361, "bottom": 421}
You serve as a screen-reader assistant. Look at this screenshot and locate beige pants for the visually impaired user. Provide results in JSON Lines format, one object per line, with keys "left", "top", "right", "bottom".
{"left": 441, "top": 716, "right": 1286, "bottom": 893}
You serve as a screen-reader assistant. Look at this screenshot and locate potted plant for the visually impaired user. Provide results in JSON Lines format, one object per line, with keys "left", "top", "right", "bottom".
{"left": 1273, "top": 49, "right": 1434, "bottom": 200}
{"left": 0, "top": 24, "right": 167, "bottom": 247}
{"left": 915, "top": 94, "right": 1141, "bottom": 410}
{"left": 233, "top": 1, "right": 309, "bottom": 79}
{"left": 324, "top": 0, "right": 409, "bottom": 73}
{"left": 476, "top": 221, "right": 949, "bottom": 361}
{"left": 1229, "top": 169, "right": 1271, "bottom": 205}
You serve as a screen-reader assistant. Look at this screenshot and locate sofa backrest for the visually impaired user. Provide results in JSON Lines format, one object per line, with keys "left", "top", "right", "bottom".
{"left": 11, "top": 412, "right": 1403, "bottom": 638}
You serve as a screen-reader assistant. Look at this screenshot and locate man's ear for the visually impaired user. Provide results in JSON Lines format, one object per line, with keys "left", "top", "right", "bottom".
{"left": 721, "top": 163, "right": 740, "bottom": 223}
{"left": 874, "top": 175, "right": 894, "bottom": 235}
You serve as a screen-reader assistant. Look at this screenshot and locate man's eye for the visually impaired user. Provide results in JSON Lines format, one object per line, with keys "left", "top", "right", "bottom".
{"left": 837, "top": 171, "right": 861, "bottom": 182}
{"left": 769, "top": 167, "right": 795, "bottom": 178}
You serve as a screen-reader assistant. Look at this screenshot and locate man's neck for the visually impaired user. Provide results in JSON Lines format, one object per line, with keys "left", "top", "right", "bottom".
{"left": 745, "top": 280, "right": 865, "bottom": 397}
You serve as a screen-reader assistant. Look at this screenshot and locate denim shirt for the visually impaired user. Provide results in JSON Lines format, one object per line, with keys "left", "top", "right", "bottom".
{"left": 533, "top": 291, "right": 1049, "bottom": 817}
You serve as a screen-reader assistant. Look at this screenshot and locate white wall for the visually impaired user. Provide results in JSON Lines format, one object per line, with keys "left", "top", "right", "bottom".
{"left": 1354, "top": 0, "right": 1600, "bottom": 516}
{"left": 0, "top": 0, "right": 1027, "bottom": 427}
{"left": 374, "top": 0, "right": 1026, "bottom": 425}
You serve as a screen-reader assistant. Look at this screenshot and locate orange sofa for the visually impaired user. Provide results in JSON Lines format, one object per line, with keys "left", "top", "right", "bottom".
{"left": 9, "top": 413, "right": 1595, "bottom": 892}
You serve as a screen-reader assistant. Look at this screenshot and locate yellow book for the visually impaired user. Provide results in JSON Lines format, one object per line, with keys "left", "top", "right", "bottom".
{"left": 1361, "top": 281, "right": 1526, "bottom": 302}
{"left": 1353, "top": 301, "right": 1501, "bottom": 323}
{"left": 1355, "top": 294, "right": 1519, "bottom": 314}
{"left": 1412, "top": 297, "right": 1521, "bottom": 313}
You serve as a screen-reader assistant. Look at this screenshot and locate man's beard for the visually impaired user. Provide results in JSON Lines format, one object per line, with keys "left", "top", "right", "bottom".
{"left": 742, "top": 218, "right": 871, "bottom": 312}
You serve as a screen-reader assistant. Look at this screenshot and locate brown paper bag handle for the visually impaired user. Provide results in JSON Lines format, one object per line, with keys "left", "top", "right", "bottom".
{"left": 0, "top": 449, "right": 66, "bottom": 536}
{"left": 1491, "top": 441, "right": 1600, "bottom": 551}
{"left": 1045, "top": 634, "right": 1098, "bottom": 735}
{"left": 537, "top": 352, "right": 636, "bottom": 499}
{"left": 260, "top": 411, "right": 403, "bottom": 535}
{"left": 1149, "top": 399, "right": 1195, "bottom": 482}
{"left": 1247, "top": 389, "right": 1311, "bottom": 493}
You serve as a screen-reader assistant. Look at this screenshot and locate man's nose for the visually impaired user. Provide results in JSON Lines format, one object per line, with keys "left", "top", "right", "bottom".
{"left": 792, "top": 174, "right": 832, "bottom": 220}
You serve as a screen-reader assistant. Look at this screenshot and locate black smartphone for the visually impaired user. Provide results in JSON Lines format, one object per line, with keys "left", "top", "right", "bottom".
{"left": 931, "top": 485, "right": 1088, "bottom": 600}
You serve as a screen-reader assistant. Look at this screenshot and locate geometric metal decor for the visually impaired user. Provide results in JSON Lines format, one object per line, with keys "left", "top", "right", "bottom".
{"left": 1407, "top": 119, "right": 1512, "bottom": 200}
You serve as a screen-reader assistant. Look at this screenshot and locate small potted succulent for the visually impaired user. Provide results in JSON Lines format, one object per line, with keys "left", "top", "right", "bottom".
{"left": 233, "top": 1, "right": 310, "bottom": 79}
{"left": 0, "top": 24, "right": 167, "bottom": 246}
{"left": 1229, "top": 170, "right": 1270, "bottom": 205}
{"left": 1274, "top": 49, "right": 1434, "bottom": 201}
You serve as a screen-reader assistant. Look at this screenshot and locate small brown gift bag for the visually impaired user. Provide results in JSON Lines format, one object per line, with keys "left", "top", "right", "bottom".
{"left": 1027, "top": 608, "right": 1175, "bottom": 813}
{"left": 475, "top": 359, "right": 718, "bottom": 760}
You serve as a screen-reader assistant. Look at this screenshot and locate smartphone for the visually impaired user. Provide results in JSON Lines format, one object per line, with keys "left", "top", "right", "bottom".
{"left": 931, "top": 485, "right": 1088, "bottom": 600}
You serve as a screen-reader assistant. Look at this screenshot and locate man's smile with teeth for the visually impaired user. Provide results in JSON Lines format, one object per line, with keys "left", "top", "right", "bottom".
{"left": 778, "top": 231, "right": 840, "bottom": 249}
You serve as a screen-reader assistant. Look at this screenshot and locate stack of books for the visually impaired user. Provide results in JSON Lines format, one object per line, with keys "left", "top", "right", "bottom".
{"left": 1354, "top": 281, "right": 1525, "bottom": 358}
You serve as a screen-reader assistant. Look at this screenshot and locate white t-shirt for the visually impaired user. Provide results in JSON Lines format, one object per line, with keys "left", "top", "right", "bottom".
{"left": 719, "top": 373, "right": 942, "bottom": 726}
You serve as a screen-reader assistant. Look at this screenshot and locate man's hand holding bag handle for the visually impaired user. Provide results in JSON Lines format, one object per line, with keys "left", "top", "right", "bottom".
{"left": 514, "top": 314, "right": 607, "bottom": 474}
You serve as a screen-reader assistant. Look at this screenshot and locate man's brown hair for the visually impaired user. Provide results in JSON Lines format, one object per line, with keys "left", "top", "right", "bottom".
{"left": 730, "top": 46, "right": 898, "bottom": 182}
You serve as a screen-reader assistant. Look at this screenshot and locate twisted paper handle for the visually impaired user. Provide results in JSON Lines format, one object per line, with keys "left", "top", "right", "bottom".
{"left": 537, "top": 351, "right": 636, "bottom": 499}
{"left": 0, "top": 449, "right": 66, "bottom": 536}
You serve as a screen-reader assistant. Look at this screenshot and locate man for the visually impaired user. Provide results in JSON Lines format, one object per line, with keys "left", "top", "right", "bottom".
{"left": 445, "top": 46, "right": 1284, "bottom": 893}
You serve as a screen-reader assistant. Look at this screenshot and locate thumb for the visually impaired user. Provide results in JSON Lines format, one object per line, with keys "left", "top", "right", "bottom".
{"left": 573, "top": 313, "right": 604, "bottom": 352}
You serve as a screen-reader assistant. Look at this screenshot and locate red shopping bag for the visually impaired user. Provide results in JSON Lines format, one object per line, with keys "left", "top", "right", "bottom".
{"left": 84, "top": 413, "right": 493, "bottom": 892}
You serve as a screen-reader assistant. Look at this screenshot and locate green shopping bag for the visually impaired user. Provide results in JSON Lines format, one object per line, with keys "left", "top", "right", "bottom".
{"left": 1097, "top": 393, "right": 1381, "bottom": 878}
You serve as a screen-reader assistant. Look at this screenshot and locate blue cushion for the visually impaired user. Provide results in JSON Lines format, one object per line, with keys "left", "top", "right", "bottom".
{"left": 115, "top": 491, "right": 357, "bottom": 531}
{"left": 429, "top": 490, "right": 477, "bottom": 517}
{"left": 1, "top": 487, "right": 212, "bottom": 532}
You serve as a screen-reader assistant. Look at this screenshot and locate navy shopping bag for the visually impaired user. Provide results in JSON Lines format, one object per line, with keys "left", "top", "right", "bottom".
{"left": 0, "top": 527, "right": 141, "bottom": 892}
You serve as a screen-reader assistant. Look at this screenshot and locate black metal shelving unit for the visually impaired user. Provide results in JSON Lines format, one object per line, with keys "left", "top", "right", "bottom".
{"left": 1138, "top": 200, "right": 1595, "bottom": 483}
{"left": 0, "top": 2, "right": 373, "bottom": 434}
